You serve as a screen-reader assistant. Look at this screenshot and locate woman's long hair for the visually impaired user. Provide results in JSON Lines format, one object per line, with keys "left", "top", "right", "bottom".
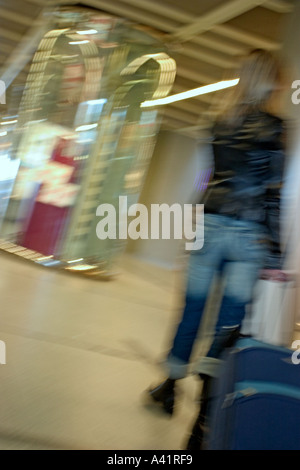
{"left": 215, "top": 49, "right": 283, "bottom": 126}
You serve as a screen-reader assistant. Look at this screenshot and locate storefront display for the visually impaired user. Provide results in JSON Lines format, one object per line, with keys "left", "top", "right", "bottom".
{"left": 0, "top": 5, "right": 176, "bottom": 277}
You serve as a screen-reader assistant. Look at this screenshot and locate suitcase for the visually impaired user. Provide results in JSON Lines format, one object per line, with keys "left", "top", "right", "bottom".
{"left": 206, "top": 338, "right": 300, "bottom": 450}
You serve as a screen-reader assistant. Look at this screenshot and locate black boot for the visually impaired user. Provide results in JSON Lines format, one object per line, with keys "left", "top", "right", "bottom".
{"left": 206, "top": 325, "right": 241, "bottom": 359}
{"left": 185, "top": 328, "right": 241, "bottom": 450}
{"left": 147, "top": 378, "right": 176, "bottom": 415}
{"left": 185, "top": 375, "right": 212, "bottom": 451}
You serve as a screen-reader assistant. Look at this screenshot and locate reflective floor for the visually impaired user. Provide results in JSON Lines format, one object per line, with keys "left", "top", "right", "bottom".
{"left": 0, "top": 251, "right": 201, "bottom": 450}
{"left": 0, "top": 250, "right": 299, "bottom": 450}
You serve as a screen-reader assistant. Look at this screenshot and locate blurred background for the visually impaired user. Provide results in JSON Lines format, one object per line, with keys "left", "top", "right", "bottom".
{"left": 0, "top": 0, "right": 300, "bottom": 450}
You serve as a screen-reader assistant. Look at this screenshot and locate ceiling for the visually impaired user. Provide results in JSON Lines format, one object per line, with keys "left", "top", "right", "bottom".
{"left": 0, "top": 0, "right": 296, "bottom": 137}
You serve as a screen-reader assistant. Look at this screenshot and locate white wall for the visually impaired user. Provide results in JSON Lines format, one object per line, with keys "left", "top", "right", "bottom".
{"left": 126, "top": 130, "right": 212, "bottom": 269}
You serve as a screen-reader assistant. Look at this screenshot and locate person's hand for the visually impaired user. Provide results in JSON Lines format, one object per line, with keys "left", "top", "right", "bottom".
{"left": 260, "top": 269, "right": 290, "bottom": 282}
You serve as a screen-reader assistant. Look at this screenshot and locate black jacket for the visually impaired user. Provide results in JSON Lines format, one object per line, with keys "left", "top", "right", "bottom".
{"left": 204, "top": 110, "right": 285, "bottom": 269}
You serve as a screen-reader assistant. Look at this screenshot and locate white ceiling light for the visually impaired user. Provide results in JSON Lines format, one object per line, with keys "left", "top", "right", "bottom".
{"left": 69, "top": 40, "right": 90, "bottom": 45}
{"left": 75, "top": 123, "right": 98, "bottom": 132}
{"left": 76, "top": 29, "right": 98, "bottom": 35}
{"left": 141, "top": 78, "right": 239, "bottom": 108}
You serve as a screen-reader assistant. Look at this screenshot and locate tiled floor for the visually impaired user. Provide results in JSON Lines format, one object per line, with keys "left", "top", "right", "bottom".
{"left": 0, "top": 250, "right": 298, "bottom": 450}
{"left": 0, "top": 250, "right": 202, "bottom": 450}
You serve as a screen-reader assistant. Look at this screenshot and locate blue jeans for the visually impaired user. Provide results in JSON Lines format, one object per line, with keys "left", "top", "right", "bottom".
{"left": 166, "top": 214, "right": 268, "bottom": 379}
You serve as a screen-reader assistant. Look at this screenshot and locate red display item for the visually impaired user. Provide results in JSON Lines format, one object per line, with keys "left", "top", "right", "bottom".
{"left": 51, "top": 136, "right": 81, "bottom": 184}
{"left": 21, "top": 202, "right": 70, "bottom": 256}
{"left": 19, "top": 135, "right": 81, "bottom": 256}
{"left": 20, "top": 181, "right": 79, "bottom": 255}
